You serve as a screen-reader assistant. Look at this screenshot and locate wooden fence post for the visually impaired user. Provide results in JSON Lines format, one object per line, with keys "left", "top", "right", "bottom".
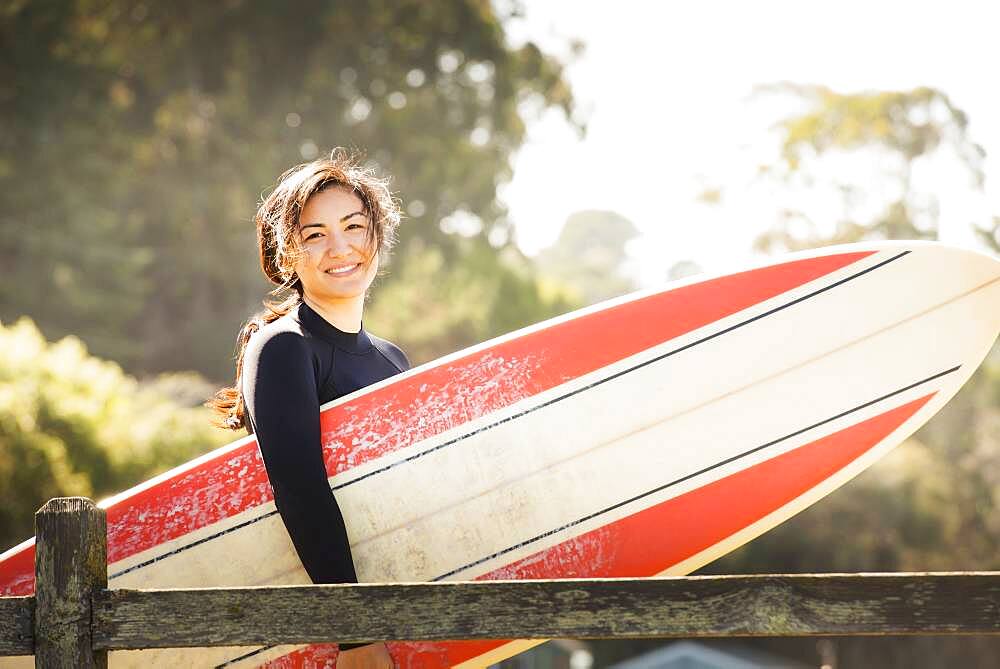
{"left": 34, "top": 497, "right": 107, "bottom": 668}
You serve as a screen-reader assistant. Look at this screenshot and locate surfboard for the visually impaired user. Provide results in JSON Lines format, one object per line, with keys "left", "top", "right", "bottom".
{"left": 2, "top": 241, "right": 999, "bottom": 668}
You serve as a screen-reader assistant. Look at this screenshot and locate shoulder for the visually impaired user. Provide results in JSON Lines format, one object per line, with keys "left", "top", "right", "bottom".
{"left": 368, "top": 333, "right": 411, "bottom": 372}
{"left": 244, "top": 312, "right": 314, "bottom": 368}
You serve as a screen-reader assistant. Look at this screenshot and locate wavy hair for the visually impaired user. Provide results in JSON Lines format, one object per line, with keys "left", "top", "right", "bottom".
{"left": 208, "top": 149, "right": 401, "bottom": 430}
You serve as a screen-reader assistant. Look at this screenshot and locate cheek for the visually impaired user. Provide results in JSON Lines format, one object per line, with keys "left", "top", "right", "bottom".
{"left": 364, "top": 254, "right": 380, "bottom": 284}
{"left": 294, "top": 246, "right": 321, "bottom": 270}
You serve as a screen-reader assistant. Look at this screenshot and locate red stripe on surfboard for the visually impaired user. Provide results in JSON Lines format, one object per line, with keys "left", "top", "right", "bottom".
{"left": 275, "top": 393, "right": 933, "bottom": 669}
{"left": 316, "top": 251, "right": 876, "bottom": 476}
{"left": 259, "top": 640, "right": 509, "bottom": 669}
{"left": 0, "top": 546, "right": 34, "bottom": 596}
{"left": 0, "top": 251, "right": 872, "bottom": 597}
{"left": 487, "top": 393, "right": 935, "bottom": 581}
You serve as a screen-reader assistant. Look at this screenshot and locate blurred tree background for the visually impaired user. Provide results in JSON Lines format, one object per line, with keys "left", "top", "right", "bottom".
{"left": 2, "top": 2, "right": 1000, "bottom": 667}
{"left": 0, "top": 0, "right": 586, "bottom": 548}
{"left": 0, "top": 318, "right": 229, "bottom": 548}
{"left": 534, "top": 210, "right": 639, "bottom": 304}
{"left": 1, "top": 0, "right": 580, "bottom": 379}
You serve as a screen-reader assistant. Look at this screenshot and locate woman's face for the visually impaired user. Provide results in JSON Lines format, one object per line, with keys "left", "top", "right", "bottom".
{"left": 293, "top": 187, "right": 379, "bottom": 307}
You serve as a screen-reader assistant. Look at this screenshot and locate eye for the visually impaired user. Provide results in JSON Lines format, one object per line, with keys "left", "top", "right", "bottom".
{"left": 303, "top": 231, "right": 324, "bottom": 241}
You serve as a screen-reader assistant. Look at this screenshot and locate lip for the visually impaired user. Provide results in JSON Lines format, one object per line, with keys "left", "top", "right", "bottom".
{"left": 323, "top": 263, "right": 362, "bottom": 276}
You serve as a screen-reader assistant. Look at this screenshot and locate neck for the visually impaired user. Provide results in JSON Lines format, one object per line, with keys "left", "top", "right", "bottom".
{"left": 302, "top": 294, "right": 364, "bottom": 333}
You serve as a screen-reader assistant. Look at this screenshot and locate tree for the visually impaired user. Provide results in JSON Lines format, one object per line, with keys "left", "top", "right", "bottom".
{"left": 0, "top": 317, "right": 230, "bottom": 550}
{"left": 534, "top": 210, "right": 639, "bottom": 305}
{"left": 366, "top": 237, "right": 578, "bottom": 365}
{"left": 0, "top": 0, "right": 579, "bottom": 379}
{"left": 752, "top": 85, "right": 986, "bottom": 252}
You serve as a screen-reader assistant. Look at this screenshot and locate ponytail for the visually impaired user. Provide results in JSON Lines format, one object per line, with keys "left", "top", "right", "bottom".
{"left": 208, "top": 292, "right": 302, "bottom": 430}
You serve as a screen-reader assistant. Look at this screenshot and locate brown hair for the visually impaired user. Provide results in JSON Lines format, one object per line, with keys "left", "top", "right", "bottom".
{"left": 209, "top": 149, "right": 401, "bottom": 430}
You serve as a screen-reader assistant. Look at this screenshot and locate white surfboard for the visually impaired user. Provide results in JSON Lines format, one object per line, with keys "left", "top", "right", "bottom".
{"left": 2, "top": 241, "right": 998, "bottom": 668}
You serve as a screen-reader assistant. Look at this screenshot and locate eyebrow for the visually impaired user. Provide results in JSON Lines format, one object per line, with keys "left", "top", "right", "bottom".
{"left": 300, "top": 210, "right": 366, "bottom": 232}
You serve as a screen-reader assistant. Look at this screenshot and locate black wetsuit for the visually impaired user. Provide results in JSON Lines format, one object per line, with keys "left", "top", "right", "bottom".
{"left": 241, "top": 301, "right": 409, "bottom": 586}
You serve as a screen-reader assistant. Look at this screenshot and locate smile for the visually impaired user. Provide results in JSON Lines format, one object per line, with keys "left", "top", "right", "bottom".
{"left": 324, "top": 263, "right": 362, "bottom": 276}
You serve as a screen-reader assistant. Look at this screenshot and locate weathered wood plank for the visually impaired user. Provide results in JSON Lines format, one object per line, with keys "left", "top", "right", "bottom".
{"left": 92, "top": 572, "right": 1000, "bottom": 650}
{"left": 0, "top": 596, "right": 34, "bottom": 655}
{"left": 34, "top": 497, "right": 108, "bottom": 667}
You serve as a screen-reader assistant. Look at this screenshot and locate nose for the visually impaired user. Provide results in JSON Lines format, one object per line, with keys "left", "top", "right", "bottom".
{"left": 324, "top": 229, "right": 352, "bottom": 258}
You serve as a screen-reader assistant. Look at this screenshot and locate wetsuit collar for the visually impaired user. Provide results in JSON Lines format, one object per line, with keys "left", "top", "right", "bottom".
{"left": 296, "top": 301, "right": 373, "bottom": 353}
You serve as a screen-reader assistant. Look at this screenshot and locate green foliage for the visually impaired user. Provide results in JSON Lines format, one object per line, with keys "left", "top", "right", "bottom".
{"left": 0, "top": 0, "right": 577, "bottom": 380}
{"left": 753, "top": 85, "right": 986, "bottom": 252}
{"left": 534, "top": 210, "right": 639, "bottom": 305}
{"left": 367, "top": 238, "right": 578, "bottom": 365}
{"left": 0, "top": 318, "right": 230, "bottom": 550}
{"left": 772, "top": 85, "right": 983, "bottom": 169}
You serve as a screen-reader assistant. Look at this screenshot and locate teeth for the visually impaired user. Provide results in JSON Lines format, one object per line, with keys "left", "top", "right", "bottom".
{"left": 326, "top": 265, "right": 358, "bottom": 275}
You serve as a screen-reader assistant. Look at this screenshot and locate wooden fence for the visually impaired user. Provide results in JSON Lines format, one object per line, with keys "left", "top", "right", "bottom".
{"left": 2, "top": 497, "right": 999, "bottom": 667}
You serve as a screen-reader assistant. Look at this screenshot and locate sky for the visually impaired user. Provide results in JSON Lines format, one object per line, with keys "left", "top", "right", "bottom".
{"left": 500, "top": 1, "right": 1000, "bottom": 286}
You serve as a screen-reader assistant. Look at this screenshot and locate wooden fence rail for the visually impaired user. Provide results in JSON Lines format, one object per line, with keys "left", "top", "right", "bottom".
{"left": 0, "top": 596, "right": 33, "bottom": 655}
{"left": 2, "top": 497, "right": 999, "bottom": 667}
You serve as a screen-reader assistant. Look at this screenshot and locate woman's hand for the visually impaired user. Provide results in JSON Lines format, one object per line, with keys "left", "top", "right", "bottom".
{"left": 336, "top": 642, "right": 395, "bottom": 669}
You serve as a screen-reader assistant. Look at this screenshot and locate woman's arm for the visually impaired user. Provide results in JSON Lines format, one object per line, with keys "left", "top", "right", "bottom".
{"left": 242, "top": 330, "right": 358, "bottom": 584}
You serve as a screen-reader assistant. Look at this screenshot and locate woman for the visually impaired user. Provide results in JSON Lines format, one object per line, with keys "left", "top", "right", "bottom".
{"left": 211, "top": 150, "right": 407, "bottom": 668}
